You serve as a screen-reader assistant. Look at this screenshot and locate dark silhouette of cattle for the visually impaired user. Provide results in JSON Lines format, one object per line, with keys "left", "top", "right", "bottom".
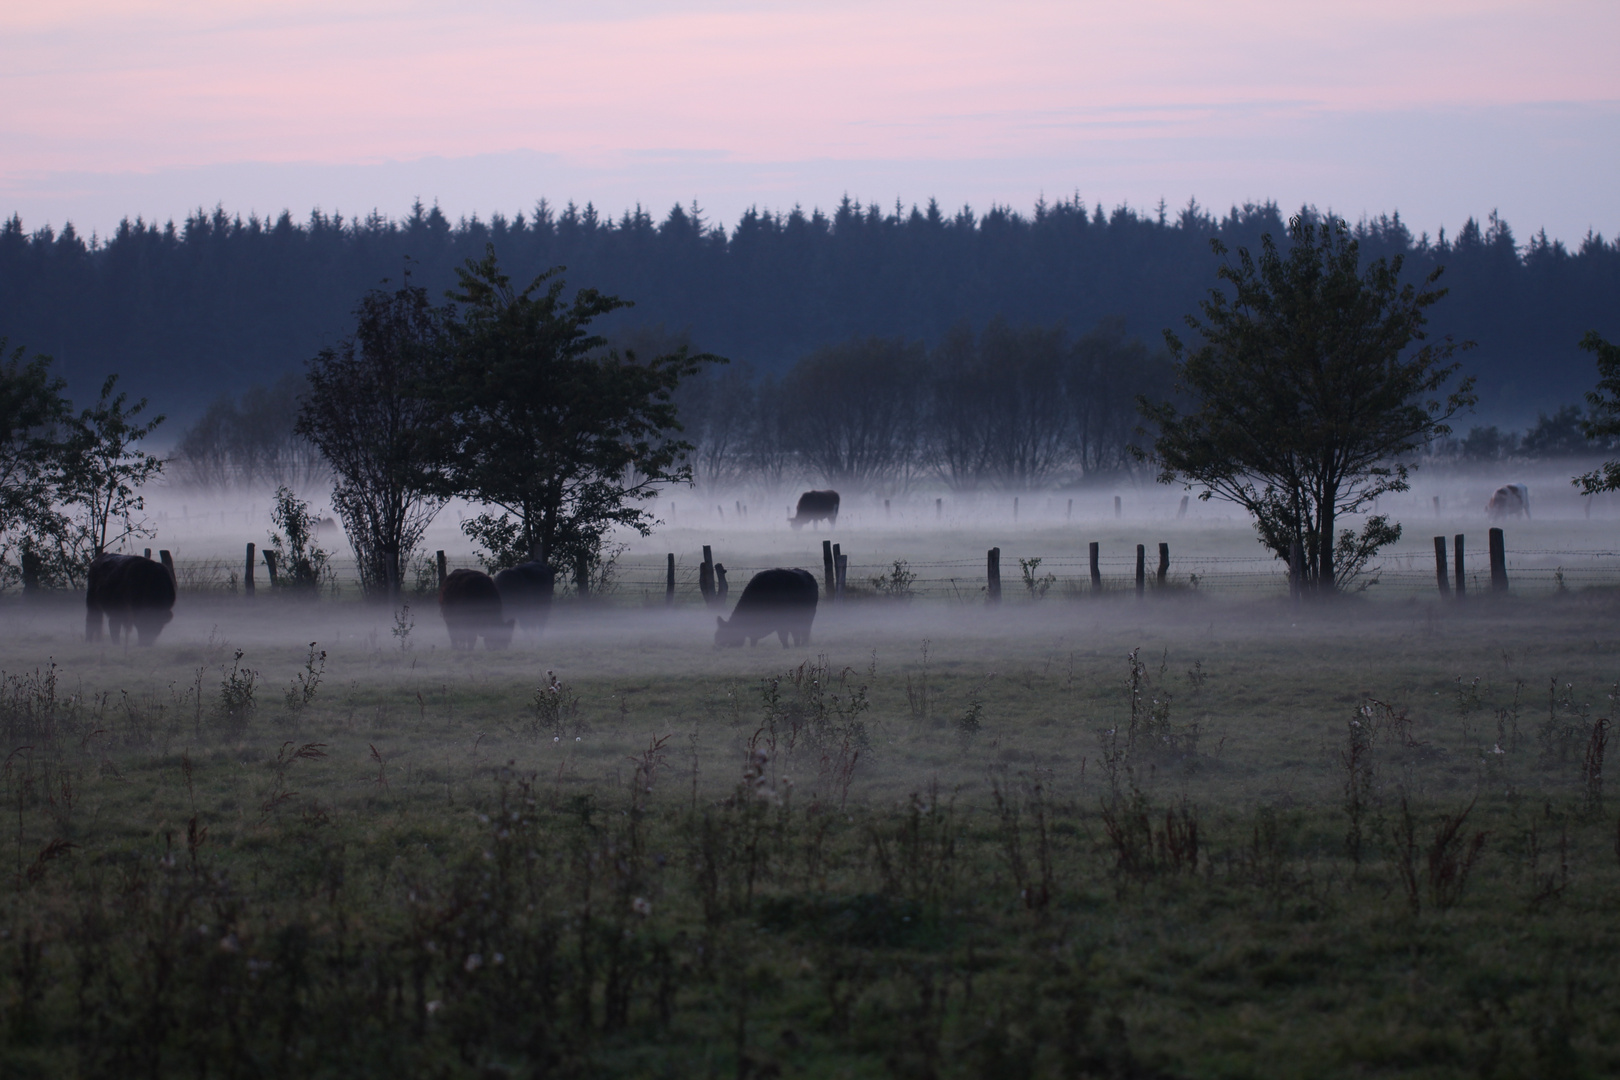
{"left": 438, "top": 568, "right": 513, "bottom": 650}
{"left": 494, "top": 560, "right": 555, "bottom": 634}
{"left": 85, "top": 553, "right": 176, "bottom": 645}
{"left": 1486, "top": 483, "right": 1530, "bottom": 520}
{"left": 789, "top": 490, "right": 840, "bottom": 530}
{"left": 714, "top": 568, "right": 819, "bottom": 648}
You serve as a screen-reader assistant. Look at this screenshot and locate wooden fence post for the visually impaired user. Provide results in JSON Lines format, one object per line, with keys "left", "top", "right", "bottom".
{"left": 1433, "top": 536, "right": 1450, "bottom": 595}
{"left": 986, "top": 548, "right": 1001, "bottom": 604}
{"left": 1114, "top": 495, "right": 1122, "bottom": 519}
{"left": 665, "top": 553, "right": 675, "bottom": 606}
{"left": 144, "top": 547, "right": 152, "bottom": 560}
{"left": 1013, "top": 496, "right": 1019, "bottom": 523}
{"left": 715, "top": 563, "right": 729, "bottom": 604}
{"left": 884, "top": 499, "right": 891, "bottom": 518}
{"left": 1066, "top": 498, "right": 1073, "bottom": 522}
{"left": 159, "top": 550, "right": 175, "bottom": 589}
{"left": 1433, "top": 495, "right": 1441, "bottom": 517}
{"left": 244, "top": 542, "right": 256, "bottom": 597}
{"left": 835, "top": 553, "right": 847, "bottom": 600}
{"left": 1454, "top": 534, "right": 1467, "bottom": 597}
{"left": 1290, "top": 539, "right": 1305, "bottom": 601}
{"left": 1089, "top": 542, "right": 1101, "bottom": 591}
{"left": 436, "top": 550, "right": 446, "bottom": 588}
{"left": 935, "top": 498, "right": 942, "bottom": 520}
{"left": 1489, "top": 527, "right": 1508, "bottom": 591}
{"left": 699, "top": 545, "right": 715, "bottom": 606}
{"left": 264, "top": 550, "right": 278, "bottom": 587}
{"left": 1157, "top": 543, "right": 1169, "bottom": 584}
{"left": 1135, "top": 545, "right": 1145, "bottom": 595}
{"left": 822, "top": 540, "right": 835, "bottom": 600}
{"left": 1177, "top": 495, "right": 1189, "bottom": 520}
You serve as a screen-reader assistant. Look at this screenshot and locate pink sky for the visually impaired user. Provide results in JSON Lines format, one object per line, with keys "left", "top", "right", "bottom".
{"left": 4, "top": 0, "right": 1618, "bottom": 240}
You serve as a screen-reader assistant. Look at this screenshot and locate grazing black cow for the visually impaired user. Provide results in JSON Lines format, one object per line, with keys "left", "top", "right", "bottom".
{"left": 788, "top": 490, "right": 840, "bottom": 530}
{"left": 438, "top": 569, "right": 513, "bottom": 651}
{"left": 493, "top": 560, "right": 555, "bottom": 634}
{"left": 714, "top": 568, "right": 819, "bottom": 648}
{"left": 1486, "top": 483, "right": 1530, "bottom": 520}
{"left": 85, "top": 553, "right": 176, "bottom": 645}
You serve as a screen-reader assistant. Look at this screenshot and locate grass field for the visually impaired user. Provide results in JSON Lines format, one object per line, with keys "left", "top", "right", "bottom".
{"left": 5, "top": 556, "right": 1620, "bottom": 1077}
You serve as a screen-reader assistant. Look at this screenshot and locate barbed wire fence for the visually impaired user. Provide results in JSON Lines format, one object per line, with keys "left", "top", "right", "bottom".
{"left": 158, "top": 545, "right": 1620, "bottom": 604}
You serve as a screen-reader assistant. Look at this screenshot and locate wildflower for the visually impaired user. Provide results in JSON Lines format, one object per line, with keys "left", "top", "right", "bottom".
{"left": 631, "top": 897, "right": 653, "bottom": 917}
{"left": 426, "top": 1000, "right": 443, "bottom": 1015}
{"left": 219, "top": 933, "right": 242, "bottom": 953}
{"left": 465, "top": 953, "right": 483, "bottom": 972}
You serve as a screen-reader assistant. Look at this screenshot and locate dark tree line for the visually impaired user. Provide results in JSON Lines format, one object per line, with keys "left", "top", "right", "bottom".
{"left": 3, "top": 197, "right": 1615, "bottom": 425}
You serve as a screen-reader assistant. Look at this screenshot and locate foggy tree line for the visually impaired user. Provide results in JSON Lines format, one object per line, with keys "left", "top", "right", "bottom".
{"left": 2, "top": 196, "right": 1616, "bottom": 423}
{"left": 670, "top": 317, "right": 1169, "bottom": 492}
{"left": 172, "top": 372, "right": 327, "bottom": 488}
{"left": 173, "top": 315, "right": 1167, "bottom": 496}
{"left": 175, "top": 320, "right": 1615, "bottom": 500}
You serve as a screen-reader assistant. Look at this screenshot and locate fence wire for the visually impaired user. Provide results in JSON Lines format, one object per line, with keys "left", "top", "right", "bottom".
{"left": 158, "top": 545, "right": 1620, "bottom": 605}
{"left": 148, "top": 546, "right": 1612, "bottom": 605}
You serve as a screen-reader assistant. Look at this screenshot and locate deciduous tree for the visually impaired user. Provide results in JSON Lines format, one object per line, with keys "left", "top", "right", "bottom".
{"left": 1141, "top": 215, "right": 1473, "bottom": 592}
{"left": 434, "top": 247, "right": 719, "bottom": 588}
{"left": 0, "top": 339, "right": 72, "bottom": 588}
{"left": 298, "top": 279, "right": 447, "bottom": 601}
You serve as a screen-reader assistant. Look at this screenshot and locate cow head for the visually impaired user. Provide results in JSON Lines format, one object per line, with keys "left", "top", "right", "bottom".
{"left": 485, "top": 619, "right": 516, "bottom": 651}
{"left": 133, "top": 607, "right": 175, "bottom": 646}
{"left": 714, "top": 615, "right": 745, "bottom": 649}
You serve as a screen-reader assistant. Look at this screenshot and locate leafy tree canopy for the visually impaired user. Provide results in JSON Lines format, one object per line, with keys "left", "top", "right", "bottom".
{"left": 432, "top": 246, "right": 721, "bottom": 583}
{"left": 1142, "top": 215, "right": 1474, "bottom": 593}
{"left": 1574, "top": 332, "right": 1620, "bottom": 494}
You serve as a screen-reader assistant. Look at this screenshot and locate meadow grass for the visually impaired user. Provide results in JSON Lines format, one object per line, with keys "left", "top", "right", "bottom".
{"left": 3, "top": 586, "right": 1620, "bottom": 1077}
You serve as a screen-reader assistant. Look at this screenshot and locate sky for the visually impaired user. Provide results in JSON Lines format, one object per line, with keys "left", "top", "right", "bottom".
{"left": 3, "top": 0, "right": 1618, "bottom": 243}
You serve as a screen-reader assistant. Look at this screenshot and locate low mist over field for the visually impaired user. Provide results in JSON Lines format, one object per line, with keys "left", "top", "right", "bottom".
{"left": 9, "top": 465, "right": 1620, "bottom": 1074}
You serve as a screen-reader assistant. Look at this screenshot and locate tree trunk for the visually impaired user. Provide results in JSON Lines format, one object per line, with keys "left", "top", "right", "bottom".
{"left": 386, "top": 549, "right": 401, "bottom": 605}
{"left": 1318, "top": 485, "right": 1337, "bottom": 593}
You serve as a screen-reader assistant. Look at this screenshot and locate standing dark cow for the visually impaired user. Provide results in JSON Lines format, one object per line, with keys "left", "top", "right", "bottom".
{"left": 788, "top": 490, "right": 840, "bottom": 530}
{"left": 714, "top": 568, "right": 819, "bottom": 648}
{"left": 1486, "top": 483, "right": 1530, "bottom": 520}
{"left": 85, "top": 553, "right": 176, "bottom": 645}
{"left": 438, "top": 569, "right": 513, "bottom": 651}
{"left": 493, "top": 560, "right": 555, "bottom": 634}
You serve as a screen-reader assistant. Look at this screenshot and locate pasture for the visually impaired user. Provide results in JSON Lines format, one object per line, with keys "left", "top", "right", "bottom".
{"left": 4, "top": 496, "right": 1620, "bottom": 1077}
